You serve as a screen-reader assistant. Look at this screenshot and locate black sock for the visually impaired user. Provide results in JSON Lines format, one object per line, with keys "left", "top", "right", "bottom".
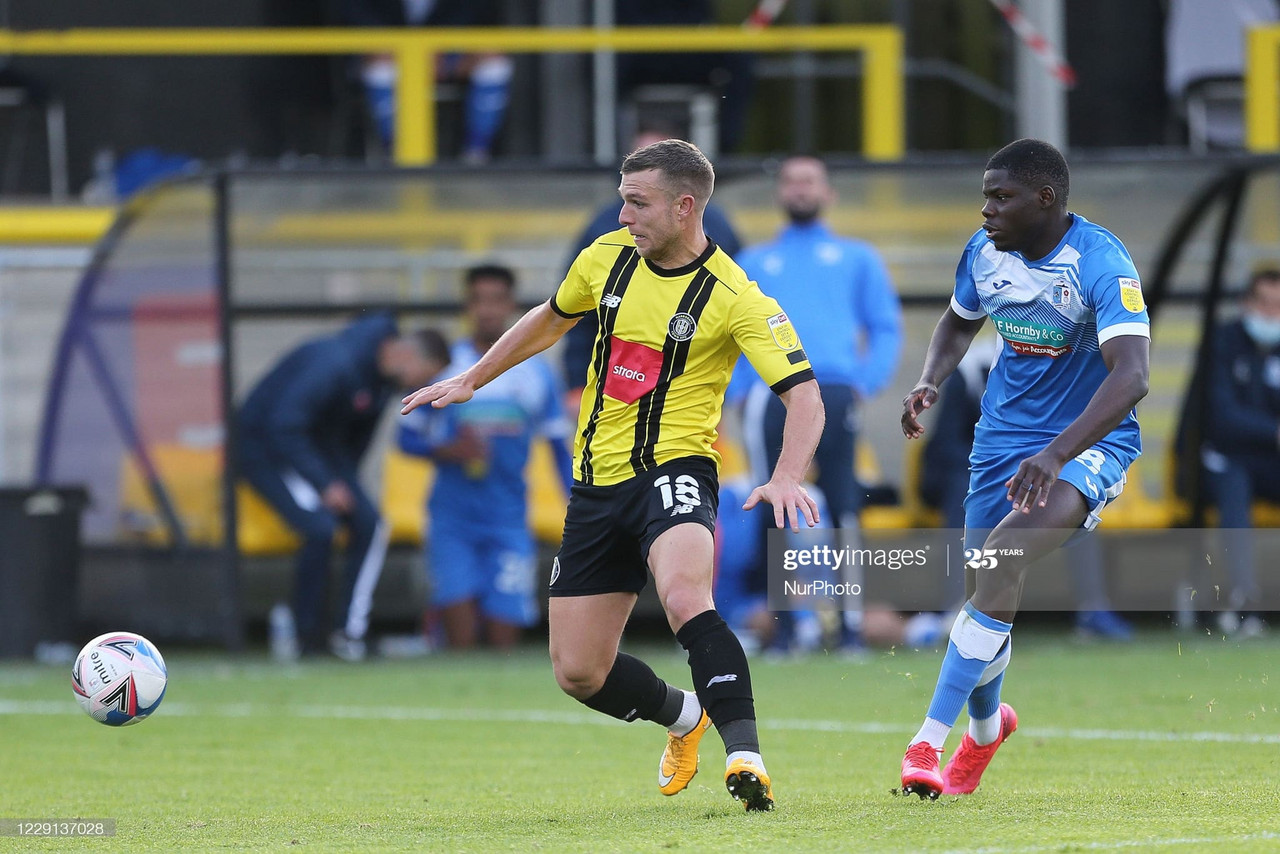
{"left": 676, "top": 609, "right": 759, "bottom": 753}
{"left": 581, "top": 652, "right": 674, "bottom": 724}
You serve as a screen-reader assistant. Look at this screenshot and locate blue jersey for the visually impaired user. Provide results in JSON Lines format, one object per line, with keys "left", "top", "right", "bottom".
{"left": 736, "top": 221, "right": 901, "bottom": 395}
{"left": 951, "top": 213, "right": 1148, "bottom": 462}
{"left": 398, "top": 341, "right": 572, "bottom": 524}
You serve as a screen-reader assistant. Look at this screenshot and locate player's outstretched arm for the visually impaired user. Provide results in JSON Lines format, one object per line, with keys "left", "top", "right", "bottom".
{"left": 902, "top": 307, "right": 986, "bottom": 439}
{"left": 1004, "top": 334, "right": 1149, "bottom": 512}
{"left": 402, "top": 301, "right": 577, "bottom": 414}
{"left": 743, "top": 378, "right": 824, "bottom": 531}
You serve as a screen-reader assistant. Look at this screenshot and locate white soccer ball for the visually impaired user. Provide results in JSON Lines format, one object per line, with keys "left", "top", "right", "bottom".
{"left": 71, "top": 632, "right": 168, "bottom": 726}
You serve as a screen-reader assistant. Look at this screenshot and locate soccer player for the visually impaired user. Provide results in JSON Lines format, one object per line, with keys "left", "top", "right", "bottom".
{"left": 402, "top": 139, "right": 824, "bottom": 811}
{"left": 398, "top": 264, "right": 574, "bottom": 649}
{"left": 898, "top": 139, "right": 1150, "bottom": 798}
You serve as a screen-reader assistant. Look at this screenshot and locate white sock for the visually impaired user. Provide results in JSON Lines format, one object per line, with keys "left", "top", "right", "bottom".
{"left": 968, "top": 711, "right": 1002, "bottom": 746}
{"left": 726, "top": 750, "right": 765, "bottom": 774}
{"left": 909, "top": 717, "right": 952, "bottom": 749}
{"left": 669, "top": 690, "right": 703, "bottom": 736}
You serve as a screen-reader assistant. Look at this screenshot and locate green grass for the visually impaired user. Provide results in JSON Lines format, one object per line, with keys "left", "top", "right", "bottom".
{"left": 3, "top": 630, "right": 1280, "bottom": 852}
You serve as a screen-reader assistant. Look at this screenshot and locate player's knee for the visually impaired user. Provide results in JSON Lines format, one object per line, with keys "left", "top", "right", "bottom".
{"left": 660, "top": 585, "right": 715, "bottom": 631}
{"left": 551, "top": 657, "right": 606, "bottom": 700}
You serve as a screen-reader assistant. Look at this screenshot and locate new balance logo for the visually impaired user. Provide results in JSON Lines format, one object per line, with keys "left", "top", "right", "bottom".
{"left": 601, "top": 293, "right": 622, "bottom": 308}
{"left": 670, "top": 504, "right": 695, "bottom": 516}
{"left": 706, "top": 674, "right": 738, "bottom": 688}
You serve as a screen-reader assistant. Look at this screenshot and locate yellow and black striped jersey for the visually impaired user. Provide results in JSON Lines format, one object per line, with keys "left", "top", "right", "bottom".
{"left": 552, "top": 228, "right": 815, "bottom": 485}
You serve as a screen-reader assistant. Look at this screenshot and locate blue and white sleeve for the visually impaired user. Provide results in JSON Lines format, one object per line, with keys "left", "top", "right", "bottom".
{"left": 1084, "top": 242, "right": 1149, "bottom": 345}
{"left": 950, "top": 232, "right": 986, "bottom": 320}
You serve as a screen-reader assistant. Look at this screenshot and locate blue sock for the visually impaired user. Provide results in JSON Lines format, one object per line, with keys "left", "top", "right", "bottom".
{"left": 968, "top": 638, "right": 1011, "bottom": 720}
{"left": 360, "top": 62, "right": 397, "bottom": 151}
{"left": 464, "top": 58, "right": 511, "bottom": 157}
{"left": 924, "top": 604, "right": 1012, "bottom": 727}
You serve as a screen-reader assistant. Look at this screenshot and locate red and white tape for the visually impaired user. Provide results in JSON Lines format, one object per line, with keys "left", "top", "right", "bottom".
{"left": 745, "top": 0, "right": 788, "bottom": 29}
{"left": 988, "top": 0, "right": 1077, "bottom": 88}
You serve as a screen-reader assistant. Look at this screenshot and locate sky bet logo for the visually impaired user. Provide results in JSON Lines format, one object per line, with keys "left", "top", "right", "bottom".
{"left": 963, "top": 547, "right": 1025, "bottom": 569}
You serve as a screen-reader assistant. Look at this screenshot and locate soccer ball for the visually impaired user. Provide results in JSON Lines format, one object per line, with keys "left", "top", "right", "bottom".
{"left": 71, "top": 632, "right": 168, "bottom": 726}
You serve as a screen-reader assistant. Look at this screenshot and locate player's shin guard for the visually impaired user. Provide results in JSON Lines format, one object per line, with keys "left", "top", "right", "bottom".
{"left": 922, "top": 604, "right": 1012, "bottom": 733}
{"left": 676, "top": 610, "right": 758, "bottom": 753}
{"left": 581, "top": 652, "right": 681, "bottom": 724}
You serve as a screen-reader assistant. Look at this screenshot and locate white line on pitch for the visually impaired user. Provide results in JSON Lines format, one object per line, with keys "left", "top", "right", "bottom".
{"left": 2, "top": 700, "right": 1279, "bottom": 747}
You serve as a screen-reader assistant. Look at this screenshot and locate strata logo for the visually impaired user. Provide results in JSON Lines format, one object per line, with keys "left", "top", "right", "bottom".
{"left": 668, "top": 312, "right": 697, "bottom": 341}
{"left": 706, "top": 674, "right": 738, "bottom": 688}
{"left": 601, "top": 293, "right": 622, "bottom": 309}
{"left": 963, "top": 547, "right": 1025, "bottom": 569}
{"left": 603, "top": 337, "right": 662, "bottom": 404}
{"left": 549, "top": 556, "right": 561, "bottom": 586}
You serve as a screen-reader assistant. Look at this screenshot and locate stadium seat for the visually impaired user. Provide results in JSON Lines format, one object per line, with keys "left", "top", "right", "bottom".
{"left": 380, "top": 449, "right": 433, "bottom": 547}
{"left": 1100, "top": 458, "right": 1176, "bottom": 529}
{"left": 379, "top": 439, "right": 569, "bottom": 548}
{"left": 860, "top": 439, "right": 936, "bottom": 530}
{"left": 118, "top": 444, "right": 300, "bottom": 553}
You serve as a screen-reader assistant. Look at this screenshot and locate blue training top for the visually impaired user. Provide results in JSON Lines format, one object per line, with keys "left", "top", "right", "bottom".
{"left": 736, "top": 221, "right": 902, "bottom": 395}
{"left": 951, "top": 213, "right": 1149, "bottom": 462}
{"left": 398, "top": 340, "right": 573, "bottom": 524}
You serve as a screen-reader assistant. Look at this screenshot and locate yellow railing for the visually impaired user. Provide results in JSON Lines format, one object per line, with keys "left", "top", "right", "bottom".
{"left": 1247, "top": 24, "right": 1280, "bottom": 151}
{"left": 0, "top": 26, "right": 904, "bottom": 165}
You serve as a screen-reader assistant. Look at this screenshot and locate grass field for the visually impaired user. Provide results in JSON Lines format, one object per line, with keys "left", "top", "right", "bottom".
{"left": 3, "top": 628, "right": 1279, "bottom": 852}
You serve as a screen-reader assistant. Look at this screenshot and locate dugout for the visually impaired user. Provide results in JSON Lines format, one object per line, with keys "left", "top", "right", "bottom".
{"left": 33, "top": 156, "right": 1280, "bottom": 646}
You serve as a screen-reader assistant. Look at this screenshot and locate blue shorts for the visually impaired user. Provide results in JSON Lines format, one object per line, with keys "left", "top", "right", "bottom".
{"left": 428, "top": 521, "right": 539, "bottom": 627}
{"left": 965, "top": 442, "right": 1133, "bottom": 534}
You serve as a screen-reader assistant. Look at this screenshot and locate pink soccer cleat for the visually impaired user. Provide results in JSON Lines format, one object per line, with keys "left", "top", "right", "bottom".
{"left": 942, "top": 703, "right": 1018, "bottom": 795}
{"left": 900, "top": 742, "right": 944, "bottom": 800}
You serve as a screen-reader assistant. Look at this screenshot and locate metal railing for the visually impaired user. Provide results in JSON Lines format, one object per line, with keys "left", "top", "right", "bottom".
{"left": 0, "top": 26, "right": 904, "bottom": 165}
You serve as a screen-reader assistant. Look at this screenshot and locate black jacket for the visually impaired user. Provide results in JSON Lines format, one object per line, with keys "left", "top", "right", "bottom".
{"left": 1204, "top": 318, "right": 1280, "bottom": 456}
{"left": 237, "top": 313, "right": 397, "bottom": 489}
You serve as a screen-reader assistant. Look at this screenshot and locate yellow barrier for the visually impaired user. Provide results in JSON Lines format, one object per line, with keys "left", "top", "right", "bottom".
{"left": 0, "top": 206, "right": 114, "bottom": 244}
{"left": 1247, "top": 25, "right": 1280, "bottom": 151}
{"left": 0, "top": 26, "right": 904, "bottom": 165}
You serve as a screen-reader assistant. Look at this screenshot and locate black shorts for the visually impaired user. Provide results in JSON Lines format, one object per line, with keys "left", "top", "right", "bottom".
{"left": 550, "top": 456, "right": 720, "bottom": 597}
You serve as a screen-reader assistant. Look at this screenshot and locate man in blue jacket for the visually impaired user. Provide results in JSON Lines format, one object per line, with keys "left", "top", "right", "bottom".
{"left": 237, "top": 313, "right": 446, "bottom": 658}
{"left": 735, "top": 155, "right": 902, "bottom": 649}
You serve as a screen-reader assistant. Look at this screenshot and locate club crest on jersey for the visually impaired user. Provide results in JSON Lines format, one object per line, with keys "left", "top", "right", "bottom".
{"left": 668, "top": 312, "right": 697, "bottom": 342}
{"left": 1052, "top": 278, "right": 1072, "bottom": 309}
{"left": 766, "top": 312, "right": 799, "bottom": 350}
{"left": 1118, "top": 277, "right": 1144, "bottom": 313}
